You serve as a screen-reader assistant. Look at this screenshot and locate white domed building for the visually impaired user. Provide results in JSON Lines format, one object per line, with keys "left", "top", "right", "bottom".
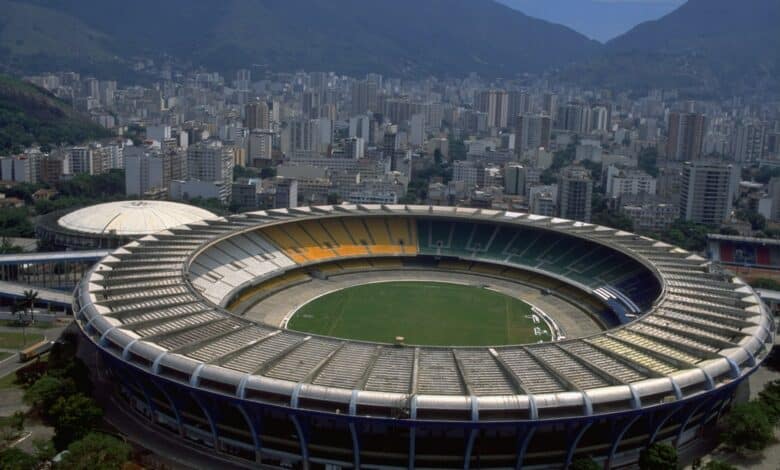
{"left": 37, "top": 201, "right": 217, "bottom": 250}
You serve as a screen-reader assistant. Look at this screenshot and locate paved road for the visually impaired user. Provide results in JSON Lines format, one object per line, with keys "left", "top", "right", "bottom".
{"left": 0, "top": 322, "right": 69, "bottom": 380}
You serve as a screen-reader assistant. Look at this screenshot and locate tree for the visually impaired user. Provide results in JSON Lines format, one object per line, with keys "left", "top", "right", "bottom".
{"left": 571, "top": 456, "right": 601, "bottom": 470}
{"left": 750, "top": 277, "right": 780, "bottom": 291}
{"left": 433, "top": 148, "right": 443, "bottom": 165}
{"left": 0, "top": 448, "right": 37, "bottom": 470}
{"left": 702, "top": 460, "right": 737, "bottom": 470}
{"left": 22, "top": 289, "right": 38, "bottom": 324}
{"left": 638, "top": 442, "right": 677, "bottom": 470}
{"left": 649, "top": 220, "right": 712, "bottom": 252}
{"left": 0, "top": 207, "right": 34, "bottom": 238}
{"left": 721, "top": 401, "right": 774, "bottom": 452}
{"left": 0, "top": 411, "right": 25, "bottom": 445}
{"left": 260, "top": 167, "right": 277, "bottom": 179}
{"left": 57, "top": 433, "right": 131, "bottom": 470}
{"left": 757, "top": 379, "right": 780, "bottom": 425}
{"left": 448, "top": 138, "right": 467, "bottom": 162}
{"left": 638, "top": 147, "right": 659, "bottom": 177}
{"left": 0, "top": 237, "right": 24, "bottom": 254}
{"left": 14, "top": 360, "right": 48, "bottom": 387}
{"left": 24, "top": 375, "right": 72, "bottom": 415}
{"left": 50, "top": 393, "right": 103, "bottom": 450}
{"left": 32, "top": 438, "right": 55, "bottom": 462}
{"left": 736, "top": 209, "right": 766, "bottom": 231}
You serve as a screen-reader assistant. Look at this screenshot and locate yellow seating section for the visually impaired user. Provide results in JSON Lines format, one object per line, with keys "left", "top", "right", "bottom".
{"left": 387, "top": 217, "right": 417, "bottom": 255}
{"left": 261, "top": 217, "right": 418, "bottom": 264}
{"left": 319, "top": 219, "right": 370, "bottom": 257}
{"left": 261, "top": 225, "right": 310, "bottom": 264}
{"left": 363, "top": 218, "right": 397, "bottom": 255}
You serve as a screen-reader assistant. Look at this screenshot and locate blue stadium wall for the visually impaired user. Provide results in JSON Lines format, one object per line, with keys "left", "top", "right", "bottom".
{"left": 86, "top": 340, "right": 744, "bottom": 469}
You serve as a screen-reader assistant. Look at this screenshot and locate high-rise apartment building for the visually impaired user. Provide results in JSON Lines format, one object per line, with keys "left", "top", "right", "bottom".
{"left": 475, "top": 90, "right": 509, "bottom": 129}
{"left": 245, "top": 101, "right": 270, "bottom": 130}
{"left": 604, "top": 166, "right": 657, "bottom": 198}
{"left": 349, "top": 115, "right": 371, "bottom": 141}
{"left": 558, "top": 166, "right": 593, "bottom": 222}
{"left": 666, "top": 112, "right": 706, "bottom": 162}
{"left": 733, "top": 123, "right": 766, "bottom": 163}
{"left": 247, "top": 130, "right": 275, "bottom": 167}
{"left": 124, "top": 150, "right": 164, "bottom": 197}
{"left": 504, "top": 164, "right": 528, "bottom": 196}
{"left": 187, "top": 140, "right": 234, "bottom": 183}
{"left": 351, "top": 80, "right": 378, "bottom": 116}
{"left": 555, "top": 103, "right": 591, "bottom": 134}
{"left": 679, "top": 161, "right": 735, "bottom": 226}
{"left": 68, "top": 147, "right": 92, "bottom": 175}
{"left": 285, "top": 119, "right": 333, "bottom": 156}
{"left": 507, "top": 91, "right": 530, "bottom": 127}
{"left": 515, "top": 114, "right": 552, "bottom": 156}
{"left": 344, "top": 137, "right": 365, "bottom": 160}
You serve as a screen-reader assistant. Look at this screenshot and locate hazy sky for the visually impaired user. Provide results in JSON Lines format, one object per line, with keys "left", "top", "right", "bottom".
{"left": 497, "top": 0, "right": 686, "bottom": 42}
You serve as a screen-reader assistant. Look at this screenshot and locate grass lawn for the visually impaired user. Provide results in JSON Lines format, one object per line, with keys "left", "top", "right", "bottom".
{"left": 0, "top": 351, "right": 12, "bottom": 361}
{"left": 0, "top": 371, "right": 18, "bottom": 389}
{"left": 287, "top": 281, "right": 551, "bottom": 346}
{"left": 0, "top": 320, "right": 51, "bottom": 329}
{"left": 0, "top": 332, "right": 45, "bottom": 350}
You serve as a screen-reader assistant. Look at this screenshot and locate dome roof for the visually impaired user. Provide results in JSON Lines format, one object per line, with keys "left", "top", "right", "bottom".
{"left": 58, "top": 201, "right": 217, "bottom": 236}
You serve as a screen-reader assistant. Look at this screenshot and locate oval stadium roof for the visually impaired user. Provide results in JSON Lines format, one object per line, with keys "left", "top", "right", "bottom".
{"left": 58, "top": 200, "right": 217, "bottom": 236}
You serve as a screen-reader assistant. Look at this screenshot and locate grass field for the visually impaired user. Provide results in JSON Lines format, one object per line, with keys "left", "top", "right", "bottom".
{"left": 0, "top": 332, "right": 45, "bottom": 350}
{"left": 287, "top": 281, "right": 551, "bottom": 346}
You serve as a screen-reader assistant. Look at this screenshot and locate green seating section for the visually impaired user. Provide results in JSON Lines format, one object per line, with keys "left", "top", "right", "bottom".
{"left": 417, "top": 220, "right": 645, "bottom": 293}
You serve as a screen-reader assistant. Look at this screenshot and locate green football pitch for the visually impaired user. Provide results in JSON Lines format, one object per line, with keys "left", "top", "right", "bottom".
{"left": 286, "top": 281, "right": 552, "bottom": 346}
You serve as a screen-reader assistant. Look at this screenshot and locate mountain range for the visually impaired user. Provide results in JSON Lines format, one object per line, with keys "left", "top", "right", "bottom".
{"left": 0, "top": 0, "right": 777, "bottom": 96}
{"left": 563, "top": 0, "right": 780, "bottom": 95}
{"left": 496, "top": 0, "right": 685, "bottom": 42}
{"left": 0, "top": 0, "right": 599, "bottom": 78}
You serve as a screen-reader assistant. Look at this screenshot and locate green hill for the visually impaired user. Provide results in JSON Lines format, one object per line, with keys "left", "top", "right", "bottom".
{"left": 0, "top": 75, "right": 112, "bottom": 154}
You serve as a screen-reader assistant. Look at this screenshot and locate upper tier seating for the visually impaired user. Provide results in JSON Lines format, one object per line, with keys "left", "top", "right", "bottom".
{"left": 417, "top": 219, "right": 659, "bottom": 309}
{"left": 261, "top": 217, "right": 417, "bottom": 263}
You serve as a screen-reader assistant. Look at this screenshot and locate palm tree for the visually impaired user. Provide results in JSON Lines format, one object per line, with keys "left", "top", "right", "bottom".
{"left": 23, "top": 290, "right": 38, "bottom": 324}
{"left": 10, "top": 301, "right": 27, "bottom": 347}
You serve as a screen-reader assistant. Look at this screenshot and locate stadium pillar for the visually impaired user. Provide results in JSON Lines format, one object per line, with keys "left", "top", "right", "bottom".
{"left": 349, "top": 421, "right": 361, "bottom": 469}
{"left": 675, "top": 399, "right": 709, "bottom": 446}
{"left": 236, "top": 404, "right": 262, "bottom": 461}
{"left": 125, "top": 371, "right": 156, "bottom": 424}
{"left": 290, "top": 414, "right": 310, "bottom": 470}
{"left": 606, "top": 414, "right": 641, "bottom": 469}
{"left": 564, "top": 421, "right": 592, "bottom": 469}
{"left": 191, "top": 393, "right": 219, "bottom": 450}
{"left": 152, "top": 379, "right": 184, "bottom": 437}
{"left": 464, "top": 427, "right": 478, "bottom": 470}
{"left": 408, "top": 426, "right": 416, "bottom": 470}
{"left": 514, "top": 425, "right": 536, "bottom": 469}
{"left": 648, "top": 404, "right": 683, "bottom": 446}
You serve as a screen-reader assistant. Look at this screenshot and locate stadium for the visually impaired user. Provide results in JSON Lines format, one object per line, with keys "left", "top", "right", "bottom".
{"left": 73, "top": 205, "right": 775, "bottom": 468}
